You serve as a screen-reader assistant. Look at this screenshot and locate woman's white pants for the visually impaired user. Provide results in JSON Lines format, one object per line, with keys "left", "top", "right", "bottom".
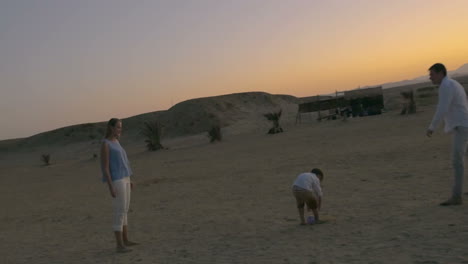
{"left": 112, "top": 177, "right": 131, "bottom": 232}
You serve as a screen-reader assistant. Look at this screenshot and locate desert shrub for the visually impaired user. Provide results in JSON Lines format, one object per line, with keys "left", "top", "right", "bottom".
{"left": 417, "top": 86, "right": 436, "bottom": 93}
{"left": 41, "top": 154, "right": 51, "bottom": 166}
{"left": 264, "top": 109, "right": 283, "bottom": 134}
{"left": 400, "top": 91, "right": 416, "bottom": 115}
{"left": 142, "top": 121, "right": 165, "bottom": 151}
{"left": 208, "top": 125, "right": 222, "bottom": 143}
{"left": 418, "top": 93, "right": 435, "bottom": 98}
{"left": 82, "top": 123, "right": 95, "bottom": 128}
{"left": 225, "top": 102, "right": 234, "bottom": 109}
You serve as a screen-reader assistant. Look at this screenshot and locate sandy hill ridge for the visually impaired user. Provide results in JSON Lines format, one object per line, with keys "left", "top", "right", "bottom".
{"left": 1, "top": 92, "right": 299, "bottom": 151}
{"left": 127, "top": 91, "right": 298, "bottom": 139}
{"left": 4, "top": 75, "right": 468, "bottom": 152}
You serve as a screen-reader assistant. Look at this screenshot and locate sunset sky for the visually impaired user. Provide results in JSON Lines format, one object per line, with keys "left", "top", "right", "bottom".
{"left": 1, "top": 0, "right": 468, "bottom": 140}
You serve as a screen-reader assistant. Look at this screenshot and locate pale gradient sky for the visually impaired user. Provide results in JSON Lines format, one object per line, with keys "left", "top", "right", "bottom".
{"left": 1, "top": 0, "right": 468, "bottom": 140}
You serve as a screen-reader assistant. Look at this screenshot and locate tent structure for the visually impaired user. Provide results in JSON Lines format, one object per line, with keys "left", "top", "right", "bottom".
{"left": 296, "top": 86, "right": 384, "bottom": 123}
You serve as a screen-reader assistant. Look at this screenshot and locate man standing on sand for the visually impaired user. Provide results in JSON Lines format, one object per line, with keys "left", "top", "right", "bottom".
{"left": 426, "top": 63, "right": 468, "bottom": 206}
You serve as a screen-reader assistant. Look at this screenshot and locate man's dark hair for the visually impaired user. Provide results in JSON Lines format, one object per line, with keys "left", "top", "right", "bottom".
{"left": 311, "top": 168, "right": 324, "bottom": 180}
{"left": 428, "top": 63, "right": 447, "bottom": 76}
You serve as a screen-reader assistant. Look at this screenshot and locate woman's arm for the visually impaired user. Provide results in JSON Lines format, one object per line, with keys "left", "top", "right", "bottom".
{"left": 100, "top": 141, "right": 116, "bottom": 197}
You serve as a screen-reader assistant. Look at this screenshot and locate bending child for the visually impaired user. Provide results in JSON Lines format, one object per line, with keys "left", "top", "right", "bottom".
{"left": 291, "top": 168, "right": 324, "bottom": 225}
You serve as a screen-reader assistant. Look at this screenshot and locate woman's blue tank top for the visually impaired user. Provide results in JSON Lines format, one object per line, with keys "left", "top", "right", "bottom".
{"left": 102, "top": 139, "right": 132, "bottom": 182}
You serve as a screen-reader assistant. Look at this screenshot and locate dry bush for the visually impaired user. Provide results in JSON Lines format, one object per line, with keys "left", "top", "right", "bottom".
{"left": 208, "top": 125, "right": 222, "bottom": 143}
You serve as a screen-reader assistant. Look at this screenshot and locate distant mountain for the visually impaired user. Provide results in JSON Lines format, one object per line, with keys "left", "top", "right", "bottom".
{"left": 382, "top": 63, "right": 468, "bottom": 89}
{"left": 451, "top": 63, "right": 468, "bottom": 77}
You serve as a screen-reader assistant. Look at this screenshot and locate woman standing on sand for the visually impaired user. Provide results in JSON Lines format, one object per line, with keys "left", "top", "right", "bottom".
{"left": 100, "top": 118, "right": 138, "bottom": 253}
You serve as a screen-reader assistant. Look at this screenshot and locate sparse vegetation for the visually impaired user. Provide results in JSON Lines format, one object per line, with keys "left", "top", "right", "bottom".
{"left": 417, "top": 86, "right": 436, "bottom": 93}
{"left": 142, "top": 121, "right": 165, "bottom": 151}
{"left": 93, "top": 153, "right": 98, "bottom": 159}
{"left": 208, "top": 125, "right": 222, "bottom": 143}
{"left": 41, "top": 154, "right": 51, "bottom": 166}
{"left": 415, "top": 86, "right": 438, "bottom": 106}
{"left": 82, "top": 123, "right": 95, "bottom": 128}
{"left": 264, "top": 109, "right": 283, "bottom": 134}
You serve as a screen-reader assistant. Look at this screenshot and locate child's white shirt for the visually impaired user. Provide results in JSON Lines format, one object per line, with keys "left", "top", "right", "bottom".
{"left": 293, "top": 172, "right": 322, "bottom": 198}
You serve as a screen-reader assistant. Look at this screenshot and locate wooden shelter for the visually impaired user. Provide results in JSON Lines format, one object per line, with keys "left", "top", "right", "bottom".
{"left": 296, "top": 86, "right": 384, "bottom": 123}
{"left": 344, "top": 86, "right": 384, "bottom": 116}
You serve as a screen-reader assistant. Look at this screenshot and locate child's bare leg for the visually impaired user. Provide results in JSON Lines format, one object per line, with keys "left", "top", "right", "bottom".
{"left": 311, "top": 208, "right": 319, "bottom": 222}
{"left": 297, "top": 207, "right": 306, "bottom": 225}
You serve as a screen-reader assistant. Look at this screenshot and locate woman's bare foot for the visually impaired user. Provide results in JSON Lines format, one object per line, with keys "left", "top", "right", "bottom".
{"left": 116, "top": 246, "right": 132, "bottom": 253}
{"left": 124, "top": 241, "right": 139, "bottom": 247}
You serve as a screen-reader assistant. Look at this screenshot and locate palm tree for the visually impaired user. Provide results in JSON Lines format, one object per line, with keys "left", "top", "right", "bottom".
{"left": 41, "top": 154, "right": 51, "bottom": 166}
{"left": 208, "top": 125, "right": 222, "bottom": 143}
{"left": 142, "top": 121, "right": 165, "bottom": 151}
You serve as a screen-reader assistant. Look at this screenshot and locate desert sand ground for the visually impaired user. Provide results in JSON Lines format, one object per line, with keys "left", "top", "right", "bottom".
{"left": 1, "top": 99, "right": 468, "bottom": 264}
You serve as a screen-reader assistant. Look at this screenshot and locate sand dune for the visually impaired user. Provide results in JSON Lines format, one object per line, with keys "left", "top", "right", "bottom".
{"left": 2, "top": 85, "right": 468, "bottom": 263}
{"left": 2, "top": 92, "right": 298, "bottom": 151}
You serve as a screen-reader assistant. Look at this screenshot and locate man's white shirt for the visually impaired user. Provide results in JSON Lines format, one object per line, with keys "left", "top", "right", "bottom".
{"left": 429, "top": 76, "right": 468, "bottom": 133}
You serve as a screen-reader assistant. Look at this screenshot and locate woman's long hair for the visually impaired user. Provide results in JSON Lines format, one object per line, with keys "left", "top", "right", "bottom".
{"left": 105, "top": 118, "right": 121, "bottom": 139}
